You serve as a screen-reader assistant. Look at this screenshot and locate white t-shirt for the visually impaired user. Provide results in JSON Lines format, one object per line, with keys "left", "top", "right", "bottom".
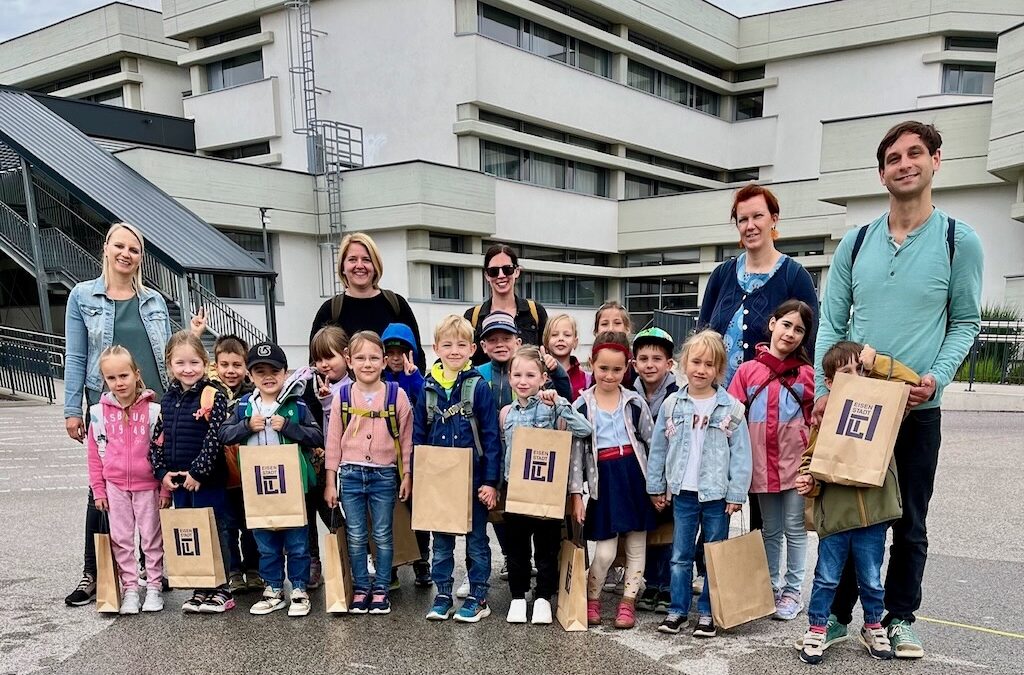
{"left": 680, "top": 396, "right": 717, "bottom": 492}
{"left": 245, "top": 395, "right": 282, "bottom": 446}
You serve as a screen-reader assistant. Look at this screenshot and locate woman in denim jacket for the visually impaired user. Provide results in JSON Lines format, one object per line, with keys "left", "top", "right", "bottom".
{"left": 63, "top": 222, "right": 174, "bottom": 608}
{"left": 646, "top": 330, "right": 753, "bottom": 638}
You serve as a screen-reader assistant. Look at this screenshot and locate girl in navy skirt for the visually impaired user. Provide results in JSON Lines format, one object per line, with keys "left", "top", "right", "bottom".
{"left": 570, "top": 331, "right": 656, "bottom": 629}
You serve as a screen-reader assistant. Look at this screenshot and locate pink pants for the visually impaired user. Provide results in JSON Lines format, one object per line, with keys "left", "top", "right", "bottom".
{"left": 106, "top": 483, "right": 163, "bottom": 591}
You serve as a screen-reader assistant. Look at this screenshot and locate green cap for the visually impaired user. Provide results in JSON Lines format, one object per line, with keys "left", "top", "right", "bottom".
{"left": 632, "top": 327, "right": 674, "bottom": 354}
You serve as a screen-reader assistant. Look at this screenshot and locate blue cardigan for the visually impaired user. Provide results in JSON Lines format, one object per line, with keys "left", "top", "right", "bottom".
{"left": 697, "top": 255, "right": 819, "bottom": 365}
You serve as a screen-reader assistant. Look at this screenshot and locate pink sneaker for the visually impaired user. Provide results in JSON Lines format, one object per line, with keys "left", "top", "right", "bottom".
{"left": 614, "top": 599, "right": 636, "bottom": 629}
{"left": 587, "top": 599, "right": 601, "bottom": 626}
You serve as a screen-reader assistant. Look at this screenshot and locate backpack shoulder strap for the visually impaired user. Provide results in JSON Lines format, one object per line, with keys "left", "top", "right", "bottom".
{"left": 470, "top": 305, "right": 482, "bottom": 329}
{"left": 425, "top": 386, "right": 439, "bottom": 427}
{"left": 148, "top": 402, "right": 162, "bottom": 435}
{"left": 89, "top": 403, "right": 107, "bottom": 460}
{"left": 461, "top": 376, "right": 484, "bottom": 458}
{"left": 743, "top": 371, "right": 781, "bottom": 415}
{"left": 383, "top": 380, "right": 403, "bottom": 479}
{"left": 527, "top": 299, "right": 539, "bottom": 324}
{"left": 382, "top": 289, "right": 401, "bottom": 316}
{"left": 337, "top": 382, "right": 353, "bottom": 432}
{"left": 946, "top": 216, "right": 956, "bottom": 264}
{"left": 330, "top": 293, "right": 344, "bottom": 321}
{"left": 850, "top": 224, "right": 870, "bottom": 267}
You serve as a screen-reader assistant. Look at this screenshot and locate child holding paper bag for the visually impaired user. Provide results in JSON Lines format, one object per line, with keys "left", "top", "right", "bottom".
{"left": 795, "top": 341, "right": 917, "bottom": 665}
{"left": 500, "top": 346, "right": 592, "bottom": 625}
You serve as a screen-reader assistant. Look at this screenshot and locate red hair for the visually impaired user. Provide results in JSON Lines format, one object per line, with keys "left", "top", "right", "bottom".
{"left": 730, "top": 183, "right": 780, "bottom": 223}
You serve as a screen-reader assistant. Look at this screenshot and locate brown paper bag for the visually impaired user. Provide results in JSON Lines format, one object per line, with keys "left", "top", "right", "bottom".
{"left": 369, "top": 499, "right": 421, "bottom": 567}
{"left": 324, "top": 524, "right": 353, "bottom": 613}
{"left": 505, "top": 427, "right": 572, "bottom": 520}
{"left": 411, "top": 445, "right": 473, "bottom": 534}
{"left": 648, "top": 521, "right": 674, "bottom": 546}
{"left": 556, "top": 538, "right": 588, "bottom": 632}
{"left": 94, "top": 533, "right": 120, "bottom": 613}
{"left": 705, "top": 530, "right": 776, "bottom": 629}
{"left": 809, "top": 373, "right": 910, "bottom": 487}
{"left": 804, "top": 497, "right": 816, "bottom": 532}
{"left": 240, "top": 444, "right": 308, "bottom": 529}
{"left": 160, "top": 507, "right": 227, "bottom": 588}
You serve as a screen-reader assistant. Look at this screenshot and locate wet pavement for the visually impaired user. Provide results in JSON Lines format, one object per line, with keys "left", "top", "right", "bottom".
{"left": 1, "top": 404, "right": 1022, "bottom": 674}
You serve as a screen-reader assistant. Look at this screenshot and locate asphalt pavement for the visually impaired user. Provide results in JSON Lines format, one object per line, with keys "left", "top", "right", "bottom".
{"left": 1, "top": 403, "right": 1021, "bottom": 674}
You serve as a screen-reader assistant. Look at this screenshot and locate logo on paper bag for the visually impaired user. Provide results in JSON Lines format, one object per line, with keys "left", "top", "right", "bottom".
{"left": 254, "top": 464, "right": 287, "bottom": 495}
{"left": 565, "top": 556, "right": 574, "bottom": 593}
{"left": 523, "top": 448, "right": 557, "bottom": 483}
{"left": 174, "top": 528, "right": 201, "bottom": 556}
{"left": 835, "top": 399, "right": 883, "bottom": 441}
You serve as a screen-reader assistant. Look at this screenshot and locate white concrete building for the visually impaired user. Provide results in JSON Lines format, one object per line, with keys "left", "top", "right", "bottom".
{"left": 3, "top": 1, "right": 1024, "bottom": 365}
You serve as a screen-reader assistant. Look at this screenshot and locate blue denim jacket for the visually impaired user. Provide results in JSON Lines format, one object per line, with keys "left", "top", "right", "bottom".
{"left": 645, "top": 385, "right": 753, "bottom": 504}
{"left": 500, "top": 395, "right": 592, "bottom": 482}
{"left": 64, "top": 277, "right": 172, "bottom": 419}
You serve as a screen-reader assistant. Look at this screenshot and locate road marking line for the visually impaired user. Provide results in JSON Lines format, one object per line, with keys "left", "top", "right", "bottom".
{"left": 918, "top": 615, "right": 1024, "bottom": 639}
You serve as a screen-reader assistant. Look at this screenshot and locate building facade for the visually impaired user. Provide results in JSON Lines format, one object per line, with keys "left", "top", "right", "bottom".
{"left": 2, "top": 0, "right": 1023, "bottom": 364}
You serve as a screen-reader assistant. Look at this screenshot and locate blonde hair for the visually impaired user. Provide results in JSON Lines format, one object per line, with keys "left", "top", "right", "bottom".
{"left": 510, "top": 345, "right": 546, "bottom": 374}
{"left": 433, "top": 314, "right": 475, "bottom": 343}
{"left": 348, "top": 330, "right": 384, "bottom": 357}
{"left": 310, "top": 326, "right": 350, "bottom": 361}
{"left": 337, "top": 232, "right": 384, "bottom": 289}
{"left": 164, "top": 330, "right": 209, "bottom": 377}
{"left": 98, "top": 345, "right": 145, "bottom": 396}
{"left": 101, "top": 222, "right": 146, "bottom": 292}
{"left": 543, "top": 313, "right": 577, "bottom": 346}
{"left": 678, "top": 330, "right": 727, "bottom": 384}
{"left": 594, "top": 301, "right": 632, "bottom": 335}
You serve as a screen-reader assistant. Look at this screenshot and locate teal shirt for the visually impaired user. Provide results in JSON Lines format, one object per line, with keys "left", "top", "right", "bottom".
{"left": 814, "top": 207, "right": 983, "bottom": 407}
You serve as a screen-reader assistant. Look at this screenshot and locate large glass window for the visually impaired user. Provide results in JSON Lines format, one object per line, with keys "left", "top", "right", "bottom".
{"left": 198, "top": 230, "right": 268, "bottom": 300}
{"left": 626, "top": 249, "right": 701, "bottom": 267}
{"left": 716, "top": 238, "right": 824, "bottom": 261}
{"left": 480, "top": 111, "right": 610, "bottom": 153}
{"left": 480, "top": 140, "right": 608, "bottom": 196}
{"left": 431, "top": 265, "right": 464, "bottom": 300}
{"left": 945, "top": 36, "right": 998, "bottom": 52}
{"left": 206, "top": 51, "right": 263, "bottom": 91}
{"left": 429, "top": 233, "right": 465, "bottom": 253}
{"left": 624, "top": 174, "right": 692, "bottom": 198}
{"left": 202, "top": 23, "right": 261, "bottom": 47}
{"left": 483, "top": 240, "right": 608, "bottom": 266}
{"left": 735, "top": 92, "right": 764, "bottom": 120}
{"left": 942, "top": 64, "right": 995, "bottom": 95}
{"left": 34, "top": 63, "right": 121, "bottom": 94}
{"left": 494, "top": 271, "right": 606, "bottom": 307}
{"left": 626, "top": 274, "right": 699, "bottom": 328}
{"left": 628, "top": 31, "right": 724, "bottom": 78}
{"left": 481, "top": 140, "right": 521, "bottom": 180}
{"left": 627, "top": 61, "right": 721, "bottom": 117}
{"left": 82, "top": 88, "right": 124, "bottom": 107}
{"left": 479, "top": 4, "right": 521, "bottom": 46}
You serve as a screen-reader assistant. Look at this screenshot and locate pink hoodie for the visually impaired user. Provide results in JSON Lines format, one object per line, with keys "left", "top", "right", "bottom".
{"left": 87, "top": 390, "right": 168, "bottom": 500}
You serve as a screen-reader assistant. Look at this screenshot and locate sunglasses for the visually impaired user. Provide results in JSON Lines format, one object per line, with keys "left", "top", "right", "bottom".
{"left": 485, "top": 264, "right": 517, "bottom": 278}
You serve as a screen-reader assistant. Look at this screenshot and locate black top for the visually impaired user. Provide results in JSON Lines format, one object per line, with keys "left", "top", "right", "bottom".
{"left": 464, "top": 295, "right": 548, "bottom": 366}
{"left": 309, "top": 291, "right": 426, "bottom": 371}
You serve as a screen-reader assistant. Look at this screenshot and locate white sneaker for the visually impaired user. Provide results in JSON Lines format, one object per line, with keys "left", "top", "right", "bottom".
{"left": 531, "top": 598, "right": 552, "bottom": 625}
{"left": 250, "top": 587, "right": 287, "bottom": 615}
{"left": 506, "top": 598, "right": 527, "bottom": 623}
{"left": 455, "top": 577, "right": 471, "bottom": 599}
{"left": 288, "top": 588, "right": 310, "bottom": 617}
{"left": 141, "top": 588, "right": 164, "bottom": 612}
{"left": 119, "top": 589, "right": 141, "bottom": 615}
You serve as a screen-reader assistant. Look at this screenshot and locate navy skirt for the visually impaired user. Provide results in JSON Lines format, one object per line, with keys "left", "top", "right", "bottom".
{"left": 584, "top": 452, "right": 658, "bottom": 541}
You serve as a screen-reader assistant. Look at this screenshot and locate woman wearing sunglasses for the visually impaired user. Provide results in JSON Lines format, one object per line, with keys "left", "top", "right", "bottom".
{"left": 464, "top": 243, "right": 548, "bottom": 365}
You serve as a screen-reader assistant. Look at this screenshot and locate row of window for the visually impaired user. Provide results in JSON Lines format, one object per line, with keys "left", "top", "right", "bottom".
{"left": 429, "top": 234, "right": 610, "bottom": 266}
{"left": 627, "top": 61, "right": 721, "bottom": 116}
{"left": 197, "top": 230, "right": 270, "bottom": 300}
{"left": 34, "top": 63, "right": 121, "bottom": 94}
{"left": 481, "top": 140, "right": 610, "bottom": 196}
{"left": 430, "top": 264, "right": 607, "bottom": 306}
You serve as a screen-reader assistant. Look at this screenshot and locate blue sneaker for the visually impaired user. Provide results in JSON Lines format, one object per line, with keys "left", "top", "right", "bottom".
{"left": 349, "top": 590, "right": 370, "bottom": 615}
{"left": 369, "top": 589, "right": 391, "bottom": 615}
{"left": 454, "top": 596, "right": 491, "bottom": 623}
{"left": 426, "top": 594, "right": 454, "bottom": 621}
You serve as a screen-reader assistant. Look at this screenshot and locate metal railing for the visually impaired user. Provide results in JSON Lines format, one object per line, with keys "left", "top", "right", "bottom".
{"left": 0, "top": 340, "right": 56, "bottom": 404}
{"left": 0, "top": 200, "right": 34, "bottom": 259}
{"left": 0, "top": 326, "right": 65, "bottom": 377}
{"left": 187, "top": 277, "right": 266, "bottom": 347}
{"left": 41, "top": 227, "right": 101, "bottom": 283}
{"left": 955, "top": 319, "right": 1024, "bottom": 388}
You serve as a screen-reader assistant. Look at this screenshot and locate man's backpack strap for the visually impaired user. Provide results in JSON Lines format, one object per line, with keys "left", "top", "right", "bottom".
{"left": 850, "top": 224, "right": 870, "bottom": 268}
{"left": 851, "top": 216, "right": 955, "bottom": 267}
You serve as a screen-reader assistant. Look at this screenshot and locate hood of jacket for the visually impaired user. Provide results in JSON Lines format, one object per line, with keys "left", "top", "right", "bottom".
{"left": 381, "top": 322, "right": 418, "bottom": 353}
{"left": 99, "top": 388, "right": 156, "bottom": 411}
{"left": 634, "top": 371, "right": 677, "bottom": 417}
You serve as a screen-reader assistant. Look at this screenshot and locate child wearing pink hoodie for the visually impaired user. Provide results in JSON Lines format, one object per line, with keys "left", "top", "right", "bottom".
{"left": 87, "top": 346, "right": 168, "bottom": 614}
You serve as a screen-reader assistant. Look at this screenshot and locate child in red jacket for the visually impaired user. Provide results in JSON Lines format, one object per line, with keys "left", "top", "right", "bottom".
{"left": 87, "top": 346, "right": 168, "bottom": 614}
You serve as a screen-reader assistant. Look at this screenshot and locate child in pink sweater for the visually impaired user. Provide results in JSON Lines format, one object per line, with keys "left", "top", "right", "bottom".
{"left": 87, "top": 346, "right": 168, "bottom": 614}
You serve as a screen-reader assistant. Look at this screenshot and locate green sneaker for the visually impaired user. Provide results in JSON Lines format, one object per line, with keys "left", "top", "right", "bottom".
{"left": 794, "top": 615, "right": 849, "bottom": 650}
{"left": 887, "top": 619, "right": 924, "bottom": 659}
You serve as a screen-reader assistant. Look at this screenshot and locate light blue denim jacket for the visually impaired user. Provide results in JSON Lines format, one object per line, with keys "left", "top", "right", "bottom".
{"left": 645, "top": 385, "right": 753, "bottom": 504}
{"left": 501, "top": 394, "right": 593, "bottom": 483}
{"left": 64, "top": 277, "right": 172, "bottom": 419}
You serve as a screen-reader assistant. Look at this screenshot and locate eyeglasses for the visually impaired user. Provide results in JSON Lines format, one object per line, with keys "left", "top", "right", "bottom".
{"left": 485, "top": 264, "right": 517, "bottom": 278}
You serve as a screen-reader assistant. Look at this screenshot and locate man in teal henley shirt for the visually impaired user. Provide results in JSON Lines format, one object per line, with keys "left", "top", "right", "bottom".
{"left": 812, "top": 121, "right": 983, "bottom": 659}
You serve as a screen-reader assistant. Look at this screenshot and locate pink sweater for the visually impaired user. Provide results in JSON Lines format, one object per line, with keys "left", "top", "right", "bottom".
{"left": 87, "top": 391, "right": 169, "bottom": 500}
{"left": 325, "top": 383, "right": 413, "bottom": 475}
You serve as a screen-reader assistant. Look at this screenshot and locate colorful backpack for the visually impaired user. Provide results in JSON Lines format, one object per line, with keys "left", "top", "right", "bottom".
{"left": 423, "top": 376, "right": 484, "bottom": 458}
{"left": 337, "top": 380, "right": 405, "bottom": 478}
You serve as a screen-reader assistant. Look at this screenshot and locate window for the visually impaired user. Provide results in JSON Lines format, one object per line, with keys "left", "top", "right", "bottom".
{"left": 478, "top": 3, "right": 612, "bottom": 78}
{"left": 482, "top": 240, "right": 608, "bottom": 266}
{"left": 431, "top": 265, "right": 464, "bottom": 300}
{"left": 531, "top": 1, "right": 613, "bottom": 32}
{"left": 480, "top": 111, "right": 611, "bottom": 154}
{"left": 624, "top": 174, "right": 693, "bottom": 198}
{"left": 480, "top": 140, "right": 608, "bottom": 196}
{"left": 716, "top": 238, "right": 824, "bottom": 261}
{"left": 429, "top": 233, "right": 465, "bottom": 253}
{"left": 945, "top": 36, "right": 998, "bottom": 52}
{"left": 210, "top": 142, "right": 271, "bottom": 160}
{"left": 198, "top": 230, "right": 268, "bottom": 300}
{"left": 202, "top": 23, "right": 261, "bottom": 47}
{"left": 625, "top": 249, "right": 701, "bottom": 267}
{"left": 734, "top": 65, "right": 766, "bottom": 82}
{"left": 625, "top": 149, "right": 721, "bottom": 182}
{"left": 735, "top": 92, "right": 764, "bottom": 120}
{"left": 628, "top": 31, "right": 724, "bottom": 79}
{"left": 942, "top": 64, "right": 995, "bottom": 95}
{"left": 485, "top": 271, "right": 605, "bottom": 307}
{"left": 34, "top": 63, "right": 121, "bottom": 94}
{"left": 725, "top": 168, "right": 760, "bottom": 183}
{"left": 81, "top": 89, "right": 124, "bottom": 107}
{"left": 626, "top": 274, "right": 699, "bottom": 328}
{"left": 627, "top": 61, "right": 722, "bottom": 116}
{"left": 206, "top": 51, "right": 263, "bottom": 91}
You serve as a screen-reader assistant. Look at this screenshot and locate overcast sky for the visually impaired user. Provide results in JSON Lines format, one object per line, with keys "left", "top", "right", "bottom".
{"left": 0, "top": 0, "right": 832, "bottom": 43}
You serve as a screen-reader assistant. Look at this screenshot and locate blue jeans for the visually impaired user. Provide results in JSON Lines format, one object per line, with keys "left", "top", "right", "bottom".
{"left": 808, "top": 522, "right": 887, "bottom": 628}
{"left": 253, "top": 527, "right": 311, "bottom": 590}
{"left": 432, "top": 497, "right": 491, "bottom": 601}
{"left": 670, "top": 491, "right": 730, "bottom": 616}
{"left": 339, "top": 464, "right": 398, "bottom": 591}
{"left": 758, "top": 489, "right": 808, "bottom": 596}
{"left": 172, "top": 486, "right": 231, "bottom": 590}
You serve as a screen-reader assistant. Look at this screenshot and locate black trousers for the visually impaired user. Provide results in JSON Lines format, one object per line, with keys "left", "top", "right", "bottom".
{"left": 504, "top": 513, "right": 561, "bottom": 600}
{"left": 832, "top": 407, "right": 942, "bottom": 625}
{"left": 83, "top": 488, "right": 103, "bottom": 577}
